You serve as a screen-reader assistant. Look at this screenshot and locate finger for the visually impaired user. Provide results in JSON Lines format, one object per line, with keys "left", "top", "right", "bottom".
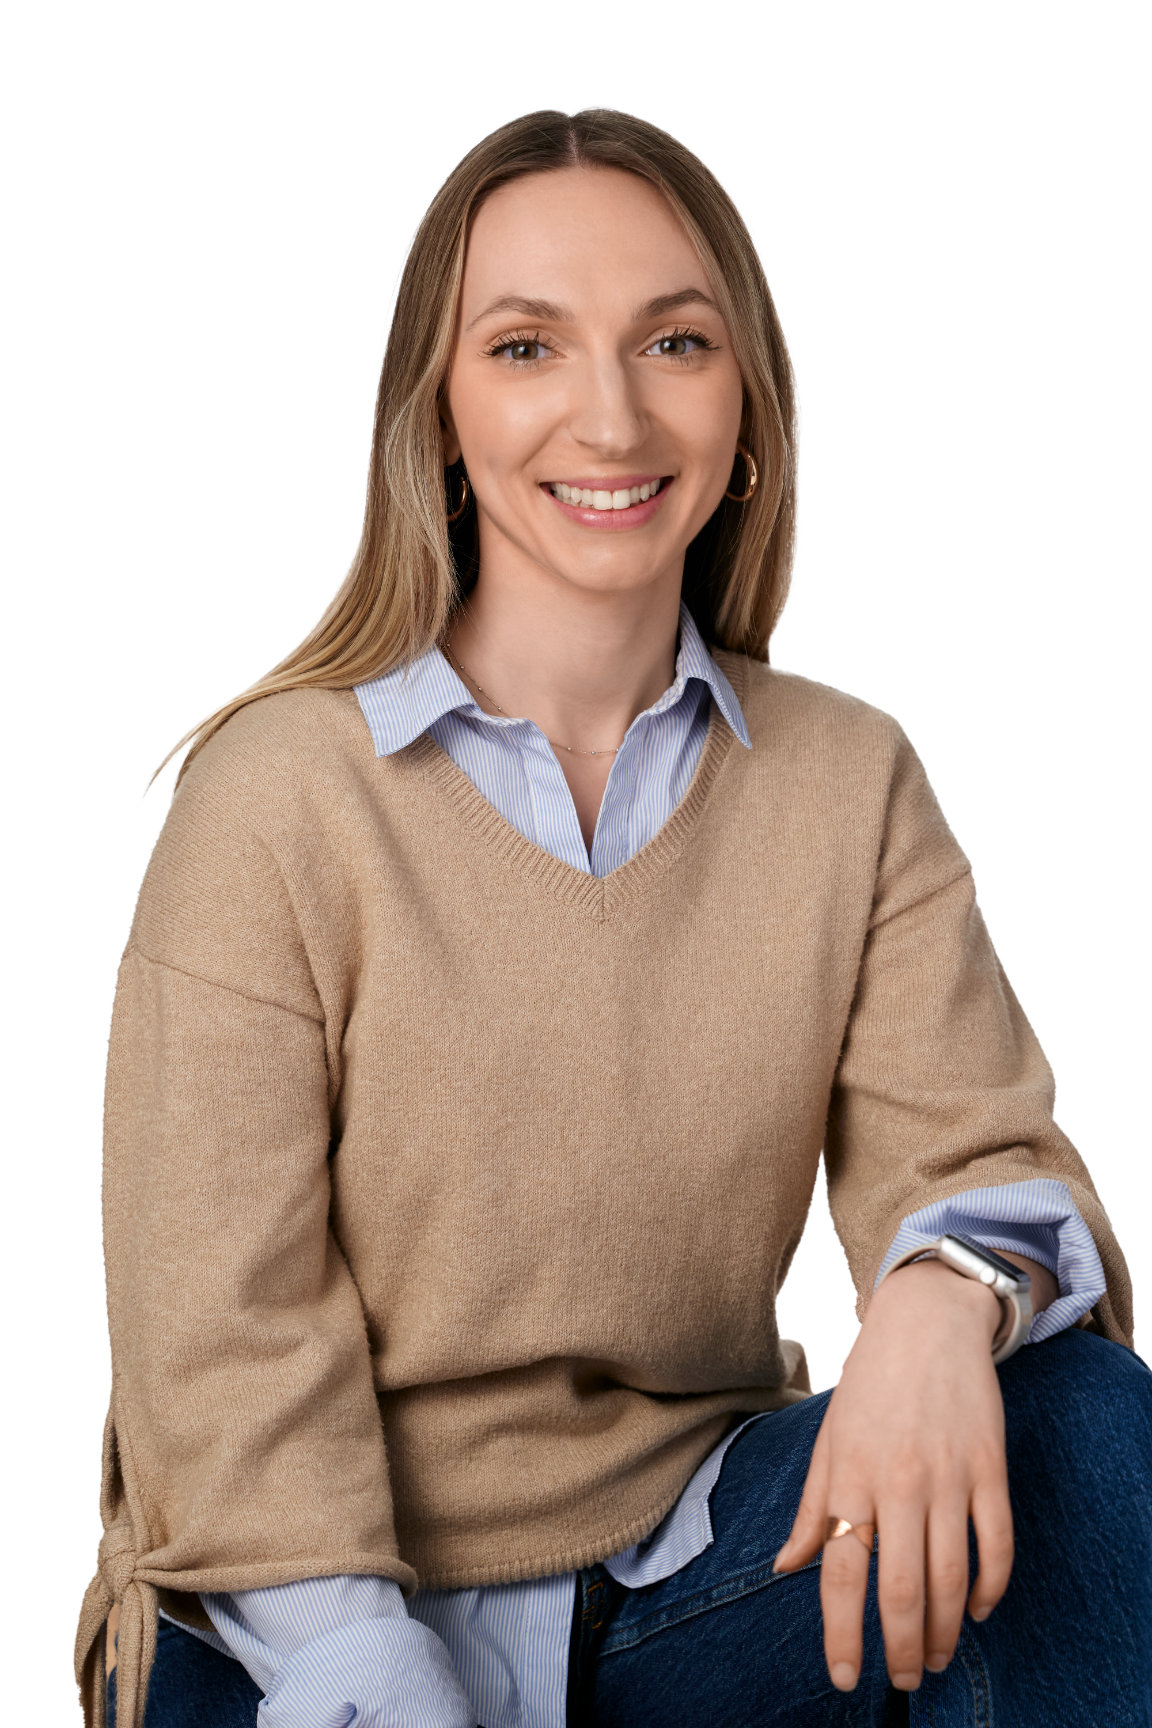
{"left": 774, "top": 1418, "right": 830, "bottom": 1572}
{"left": 819, "top": 1509, "right": 874, "bottom": 1691}
{"left": 968, "top": 1475, "right": 1014, "bottom": 1624}
{"left": 875, "top": 1500, "right": 927, "bottom": 1691}
{"left": 923, "top": 1499, "right": 972, "bottom": 1673}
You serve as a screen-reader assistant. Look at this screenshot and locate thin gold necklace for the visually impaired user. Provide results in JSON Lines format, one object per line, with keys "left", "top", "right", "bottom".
{"left": 445, "top": 644, "right": 623, "bottom": 759}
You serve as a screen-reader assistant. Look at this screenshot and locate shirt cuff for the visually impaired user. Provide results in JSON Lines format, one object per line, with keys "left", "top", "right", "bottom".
{"left": 874, "top": 1177, "right": 1106, "bottom": 1343}
{"left": 201, "top": 1577, "right": 477, "bottom": 1728}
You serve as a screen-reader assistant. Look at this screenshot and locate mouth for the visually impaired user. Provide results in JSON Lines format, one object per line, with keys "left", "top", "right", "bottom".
{"left": 541, "top": 474, "right": 673, "bottom": 529}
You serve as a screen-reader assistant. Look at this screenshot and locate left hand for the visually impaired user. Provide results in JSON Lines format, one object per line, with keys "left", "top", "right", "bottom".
{"left": 772, "top": 1256, "right": 1039, "bottom": 1692}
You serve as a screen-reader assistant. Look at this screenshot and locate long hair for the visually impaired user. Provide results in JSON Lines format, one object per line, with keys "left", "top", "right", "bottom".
{"left": 169, "top": 109, "right": 796, "bottom": 780}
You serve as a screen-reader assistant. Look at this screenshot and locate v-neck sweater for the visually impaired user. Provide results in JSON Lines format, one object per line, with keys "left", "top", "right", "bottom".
{"left": 76, "top": 655, "right": 1131, "bottom": 1725}
{"left": 352, "top": 599, "right": 751, "bottom": 878}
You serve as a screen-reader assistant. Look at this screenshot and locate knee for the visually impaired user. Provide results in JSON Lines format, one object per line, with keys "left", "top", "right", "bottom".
{"left": 1001, "top": 1328, "right": 1152, "bottom": 1494}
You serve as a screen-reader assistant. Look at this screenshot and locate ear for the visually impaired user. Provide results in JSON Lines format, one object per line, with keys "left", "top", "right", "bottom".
{"left": 439, "top": 398, "right": 462, "bottom": 467}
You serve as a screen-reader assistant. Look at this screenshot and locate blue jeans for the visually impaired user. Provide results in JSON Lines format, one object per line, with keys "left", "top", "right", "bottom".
{"left": 115, "top": 1330, "right": 1152, "bottom": 1726}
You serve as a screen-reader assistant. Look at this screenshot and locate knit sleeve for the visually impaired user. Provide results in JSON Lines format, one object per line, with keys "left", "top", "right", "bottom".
{"left": 822, "top": 728, "right": 1133, "bottom": 1347}
{"left": 96, "top": 722, "right": 416, "bottom": 1610}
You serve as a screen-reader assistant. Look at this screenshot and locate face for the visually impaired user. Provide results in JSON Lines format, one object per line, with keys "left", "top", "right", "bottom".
{"left": 442, "top": 166, "right": 745, "bottom": 600}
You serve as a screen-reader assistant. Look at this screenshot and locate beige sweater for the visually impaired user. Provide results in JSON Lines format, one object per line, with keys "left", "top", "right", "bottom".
{"left": 75, "top": 657, "right": 1132, "bottom": 1725}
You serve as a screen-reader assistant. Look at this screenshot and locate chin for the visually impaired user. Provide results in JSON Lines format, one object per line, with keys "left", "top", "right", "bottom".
{"left": 550, "top": 555, "right": 678, "bottom": 598}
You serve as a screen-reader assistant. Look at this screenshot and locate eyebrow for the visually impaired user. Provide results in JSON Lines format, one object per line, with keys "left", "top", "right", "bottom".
{"left": 465, "top": 286, "right": 721, "bottom": 331}
{"left": 634, "top": 288, "right": 721, "bottom": 320}
{"left": 466, "top": 295, "right": 573, "bottom": 330}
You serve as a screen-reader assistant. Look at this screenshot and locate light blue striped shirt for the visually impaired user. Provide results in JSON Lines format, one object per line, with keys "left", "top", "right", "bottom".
{"left": 168, "top": 609, "right": 1104, "bottom": 1727}
{"left": 353, "top": 601, "right": 751, "bottom": 876}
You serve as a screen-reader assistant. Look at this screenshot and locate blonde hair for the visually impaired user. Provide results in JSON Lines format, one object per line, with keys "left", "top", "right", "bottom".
{"left": 170, "top": 108, "right": 796, "bottom": 781}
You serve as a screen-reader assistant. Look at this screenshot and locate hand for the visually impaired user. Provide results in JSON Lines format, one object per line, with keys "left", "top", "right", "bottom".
{"left": 772, "top": 1258, "right": 1015, "bottom": 1692}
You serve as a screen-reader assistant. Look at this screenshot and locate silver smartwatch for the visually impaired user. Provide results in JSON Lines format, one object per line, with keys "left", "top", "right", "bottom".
{"left": 880, "top": 1235, "right": 1033, "bottom": 1364}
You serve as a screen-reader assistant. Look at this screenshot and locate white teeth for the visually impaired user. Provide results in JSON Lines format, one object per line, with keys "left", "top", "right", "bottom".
{"left": 549, "top": 479, "right": 664, "bottom": 509}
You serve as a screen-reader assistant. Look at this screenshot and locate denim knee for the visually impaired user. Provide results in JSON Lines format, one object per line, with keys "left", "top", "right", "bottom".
{"left": 1002, "top": 1325, "right": 1150, "bottom": 1416}
{"left": 1000, "top": 1328, "right": 1152, "bottom": 1513}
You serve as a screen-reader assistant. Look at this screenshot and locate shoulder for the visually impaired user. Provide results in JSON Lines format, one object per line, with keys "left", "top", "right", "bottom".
{"left": 129, "top": 688, "right": 373, "bottom": 982}
{"left": 718, "top": 654, "right": 908, "bottom": 767}
{"left": 178, "top": 687, "right": 371, "bottom": 810}
{"left": 716, "top": 656, "right": 962, "bottom": 884}
{"left": 165, "top": 685, "right": 382, "bottom": 855}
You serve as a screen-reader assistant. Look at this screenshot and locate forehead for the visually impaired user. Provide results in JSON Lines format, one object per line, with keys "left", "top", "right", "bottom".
{"left": 459, "top": 166, "right": 707, "bottom": 315}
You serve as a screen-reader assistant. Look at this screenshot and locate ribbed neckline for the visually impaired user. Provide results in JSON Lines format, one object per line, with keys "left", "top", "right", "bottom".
{"left": 404, "top": 651, "right": 749, "bottom": 921}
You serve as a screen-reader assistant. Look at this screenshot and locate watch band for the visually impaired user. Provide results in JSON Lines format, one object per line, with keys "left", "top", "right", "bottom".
{"left": 879, "top": 1234, "right": 1033, "bottom": 1364}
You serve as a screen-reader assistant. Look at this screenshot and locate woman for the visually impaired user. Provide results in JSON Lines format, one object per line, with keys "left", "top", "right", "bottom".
{"left": 77, "top": 110, "right": 1149, "bottom": 1728}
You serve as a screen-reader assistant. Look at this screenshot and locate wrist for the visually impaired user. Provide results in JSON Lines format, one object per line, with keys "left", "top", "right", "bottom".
{"left": 873, "top": 1256, "right": 1002, "bottom": 1340}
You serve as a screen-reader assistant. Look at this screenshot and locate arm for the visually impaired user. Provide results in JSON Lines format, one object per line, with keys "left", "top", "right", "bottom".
{"left": 102, "top": 949, "right": 413, "bottom": 1590}
{"left": 816, "top": 730, "right": 1130, "bottom": 1343}
{"left": 93, "top": 724, "right": 419, "bottom": 1722}
{"left": 773, "top": 730, "right": 1131, "bottom": 1695}
{"left": 201, "top": 1578, "right": 477, "bottom": 1728}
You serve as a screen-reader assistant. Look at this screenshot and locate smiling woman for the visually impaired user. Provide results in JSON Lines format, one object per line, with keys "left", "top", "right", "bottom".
{"left": 155, "top": 110, "right": 795, "bottom": 791}
{"left": 437, "top": 160, "right": 754, "bottom": 843}
{"left": 78, "top": 110, "right": 1149, "bottom": 1728}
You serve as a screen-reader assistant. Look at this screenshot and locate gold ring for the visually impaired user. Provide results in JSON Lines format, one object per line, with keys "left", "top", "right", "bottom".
{"left": 824, "top": 1516, "right": 876, "bottom": 1554}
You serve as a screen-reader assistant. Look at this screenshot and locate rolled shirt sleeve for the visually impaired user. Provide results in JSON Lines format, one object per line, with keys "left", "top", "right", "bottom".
{"left": 199, "top": 1578, "right": 477, "bottom": 1728}
{"left": 876, "top": 1177, "right": 1107, "bottom": 1342}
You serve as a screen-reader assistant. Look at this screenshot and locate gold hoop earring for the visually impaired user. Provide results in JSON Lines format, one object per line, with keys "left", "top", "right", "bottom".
{"left": 445, "top": 468, "right": 470, "bottom": 522}
{"left": 725, "top": 443, "right": 759, "bottom": 503}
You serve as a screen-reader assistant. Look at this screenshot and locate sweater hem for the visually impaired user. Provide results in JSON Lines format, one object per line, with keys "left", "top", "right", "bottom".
{"left": 400, "top": 1397, "right": 799, "bottom": 1590}
{"left": 128, "top": 1554, "right": 419, "bottom": 1598}
{"left": 405, "top": 1495, "right": 704, "bottom": 1591}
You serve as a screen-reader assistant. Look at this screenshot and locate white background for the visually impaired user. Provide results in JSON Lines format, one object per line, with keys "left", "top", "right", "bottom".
{"left": 2, "top": 3, "right": 1148, "bottom": 1715}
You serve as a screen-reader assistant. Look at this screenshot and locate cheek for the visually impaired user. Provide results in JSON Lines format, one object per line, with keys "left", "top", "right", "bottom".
{"left": 665, "top": 371, "right": 744, "bottom": 474}
{"left": 710, "top": 369, "right": 747, "bottom": 451}
{"left": 451, "top": 371, "right": 557, "bottom": 478}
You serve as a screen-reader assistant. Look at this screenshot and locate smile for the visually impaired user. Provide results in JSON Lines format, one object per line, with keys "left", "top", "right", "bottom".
{"left": 547, "top": 476, "right": 664, "bottom": 511}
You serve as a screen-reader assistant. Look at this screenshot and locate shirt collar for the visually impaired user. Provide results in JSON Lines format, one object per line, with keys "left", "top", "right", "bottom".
{"left": 657, "top": 603, "right": 751, "bottom": 747}
{"left": 354, "top": 600, "right": 751, "bottom": 758}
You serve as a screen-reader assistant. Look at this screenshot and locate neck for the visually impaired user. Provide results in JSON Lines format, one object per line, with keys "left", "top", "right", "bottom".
{"left": 446, "top": 564, "right": 683, "bottom": 754}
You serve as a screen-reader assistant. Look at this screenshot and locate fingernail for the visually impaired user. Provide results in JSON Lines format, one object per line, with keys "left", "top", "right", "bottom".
{"left": 891, "top": 1670, "right": 922, "bottom": 1691}
{"left": 830, "top": 1663, "right": 858, "bottom": 1691}
{"left": 970, "top": 1605, "right": 991, "bottom": 1622}
{"left": 925, "top": 1652, "right": 949, "bottom": 1672}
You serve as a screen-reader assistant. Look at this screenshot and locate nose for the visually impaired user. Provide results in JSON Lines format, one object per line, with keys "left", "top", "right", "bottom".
{"left": 566, "top": 350, "right": 646, "bottom": 458}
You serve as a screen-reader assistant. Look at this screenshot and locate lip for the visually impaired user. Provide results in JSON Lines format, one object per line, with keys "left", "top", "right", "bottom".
{"left": 541, "top": 475, "right": 674, "bottom": 531}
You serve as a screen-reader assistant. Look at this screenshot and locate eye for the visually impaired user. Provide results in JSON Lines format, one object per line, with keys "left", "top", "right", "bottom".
{"left": 485, "top": 331, "right": 554, "bottom": 366}
{"left": 646, "top": 327, "right": 715, "bottom": 359}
